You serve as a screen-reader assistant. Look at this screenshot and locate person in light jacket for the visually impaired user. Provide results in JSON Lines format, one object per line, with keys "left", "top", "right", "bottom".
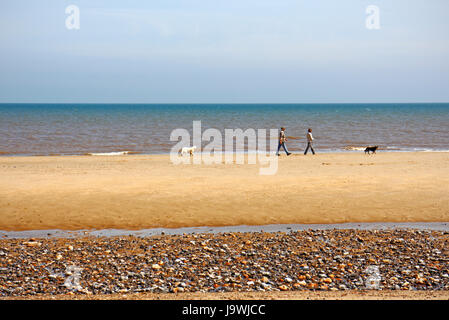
{"left": 304, "top": 128, "right": 315, "bottom": 155}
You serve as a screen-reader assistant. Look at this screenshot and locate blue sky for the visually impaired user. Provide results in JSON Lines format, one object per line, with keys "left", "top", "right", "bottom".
{"left": 1, "top": 0, "right": 448, "bottom": 103}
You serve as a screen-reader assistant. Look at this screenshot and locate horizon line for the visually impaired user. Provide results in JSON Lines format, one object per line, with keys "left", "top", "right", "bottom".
{"left": 1, "top": 101, "right": 449, "bottom": 105}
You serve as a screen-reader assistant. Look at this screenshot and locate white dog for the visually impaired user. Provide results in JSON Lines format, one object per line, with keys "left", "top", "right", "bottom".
{"left": 180, "top": 146, "right": 196, "bottom": 156}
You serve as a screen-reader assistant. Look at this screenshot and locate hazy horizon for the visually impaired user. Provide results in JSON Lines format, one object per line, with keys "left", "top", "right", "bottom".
{"left": 1, "top": 0, "right": 449, "bottom": 103}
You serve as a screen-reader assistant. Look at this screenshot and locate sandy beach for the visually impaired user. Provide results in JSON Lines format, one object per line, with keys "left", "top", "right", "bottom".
{"left": 1, "top": 153, "right": 449, "bottom": 300}
{"left": 0, "top": 152, "right": 448, "bottom": 231}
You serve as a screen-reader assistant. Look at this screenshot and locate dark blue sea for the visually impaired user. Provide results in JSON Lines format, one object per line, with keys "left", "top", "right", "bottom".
{"left": 0, "top": 103, "right": 448, "bottom": 156}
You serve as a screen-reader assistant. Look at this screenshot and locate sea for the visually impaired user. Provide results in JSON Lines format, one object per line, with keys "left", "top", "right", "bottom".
{"left": 0, "top": 103, "right": 448, "bottom": 156}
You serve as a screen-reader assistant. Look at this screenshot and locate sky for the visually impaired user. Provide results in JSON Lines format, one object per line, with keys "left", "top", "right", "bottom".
{"left": 0, "top": 0, "right": 448, "bottom": 103}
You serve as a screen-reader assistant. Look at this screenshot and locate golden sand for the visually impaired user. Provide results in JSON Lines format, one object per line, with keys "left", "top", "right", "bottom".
{"left": 0, "top": 152, "right": 448, "bottom": 231}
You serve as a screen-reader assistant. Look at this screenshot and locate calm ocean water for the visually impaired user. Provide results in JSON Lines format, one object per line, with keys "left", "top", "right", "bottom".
{"left": 0, "top": 103, "right": 448, "bottom": 156}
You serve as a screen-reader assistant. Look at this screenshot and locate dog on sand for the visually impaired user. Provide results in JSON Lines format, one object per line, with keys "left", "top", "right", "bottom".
{"left": 180, "top": 146, "right": 196, "bottom": 156}
{"left": 364, "top": 146, "right": 378, "bottom": 154}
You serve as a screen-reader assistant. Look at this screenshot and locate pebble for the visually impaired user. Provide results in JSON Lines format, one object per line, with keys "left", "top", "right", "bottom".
{"left": 0, "top": 229, "right": 448, "bottom": 297}
{"left": 23, "top": 241, "right": 41, "bottom": 247}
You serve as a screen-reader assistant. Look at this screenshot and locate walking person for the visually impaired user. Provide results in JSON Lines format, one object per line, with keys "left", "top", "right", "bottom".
{"left": 276, "top": 127, "right": 292, "bottom": 156}
{"left": 304, "top": 128, "right": 315, "bottom": 155}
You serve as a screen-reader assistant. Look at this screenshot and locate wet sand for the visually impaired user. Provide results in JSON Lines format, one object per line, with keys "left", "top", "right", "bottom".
{"left": 1, "top": 152, "right": 448, "bottom": 231}
{"left": 2, "top": 222, "right": 449, "bottom": 239}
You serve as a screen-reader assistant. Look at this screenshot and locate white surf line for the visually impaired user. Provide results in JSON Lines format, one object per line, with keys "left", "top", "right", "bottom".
{"left": 88, "top": 151, "right": 130, "bottom": 156}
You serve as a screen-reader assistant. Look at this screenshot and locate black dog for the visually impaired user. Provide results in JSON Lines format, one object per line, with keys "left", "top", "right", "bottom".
{"left": 364, "top": 146, "right": 378, "bottom": 154}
